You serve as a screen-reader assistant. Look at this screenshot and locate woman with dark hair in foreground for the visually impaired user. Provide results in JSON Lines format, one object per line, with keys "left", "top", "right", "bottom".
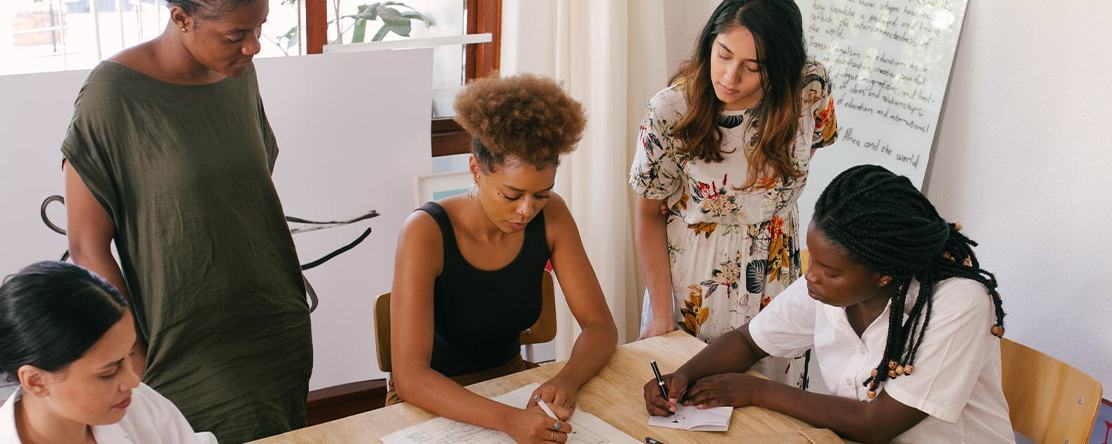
{"left": 0, "top": 261, "right": 217, "bottom": 444}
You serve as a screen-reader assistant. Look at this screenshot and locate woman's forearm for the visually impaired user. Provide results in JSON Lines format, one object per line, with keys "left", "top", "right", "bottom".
{"left": 751, "top": 380, "right": 919, "bottom": 444}
{"left": 394, "top": 366, "right": 521, "bottom": 432}
{"left": 70, "top": 247, "right": 131, "bottom": 301}
{"left": 677, "top": 328, "right": 762, "bottom": 381}
{"left": 550, "top": 320, "right": 618, "bottom": 389}
{"left": 634, "top": 197, "right": 674, "bottom": 319}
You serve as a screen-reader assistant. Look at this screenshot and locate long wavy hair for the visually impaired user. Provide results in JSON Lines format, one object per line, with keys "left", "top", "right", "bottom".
{"left": 670, "top": 0, "right": 806, "bottom": 189}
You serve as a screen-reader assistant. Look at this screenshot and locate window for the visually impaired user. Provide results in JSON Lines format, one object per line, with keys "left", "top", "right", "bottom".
{"left": 0, "top": 0, "right": 501, "bottom": 157}
{"left": 305, "top": 0, "right": 501, "bottom": 157}
{"left": 0, "top": 0, "right": 304, "bottom": 76}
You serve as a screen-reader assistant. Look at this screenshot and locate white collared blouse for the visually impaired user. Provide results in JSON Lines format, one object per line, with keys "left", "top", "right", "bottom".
{"left": 0, "top": 383, "right": 217, "bottom": 444}
{"left": 749, "top": 277, "right": 1016, "bottom": 444}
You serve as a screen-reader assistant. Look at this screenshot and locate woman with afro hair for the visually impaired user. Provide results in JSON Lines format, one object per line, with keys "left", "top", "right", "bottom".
{"left": 389, "top": 74, "right": 618, "bottom": 444}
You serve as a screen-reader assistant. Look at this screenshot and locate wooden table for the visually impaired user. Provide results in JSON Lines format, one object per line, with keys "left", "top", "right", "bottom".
{"left": 250, "top": 331, "right": 852, "bottom": 444}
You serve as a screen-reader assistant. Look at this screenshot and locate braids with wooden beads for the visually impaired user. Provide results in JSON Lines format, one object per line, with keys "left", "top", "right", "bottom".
{"left": 812, "top": 165, "right": 1005, "bottom": 398}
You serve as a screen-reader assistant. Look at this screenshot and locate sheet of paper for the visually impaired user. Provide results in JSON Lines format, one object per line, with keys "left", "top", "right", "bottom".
{"left": 647, "top": 404, "right": 732, "bottom": 432}
{"left": 381, "top": 383, "right": 641, "bottom": 444}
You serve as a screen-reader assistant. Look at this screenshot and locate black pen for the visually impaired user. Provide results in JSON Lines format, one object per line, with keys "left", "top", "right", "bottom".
{"left": 650, "top": 359, "right": 669, "bottom": 401}
{"left": 645, "top": 437, "right": 667, "bottom": 444}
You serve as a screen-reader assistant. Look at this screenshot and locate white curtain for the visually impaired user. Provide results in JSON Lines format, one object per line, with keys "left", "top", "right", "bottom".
{"left": 502, "top": 0, "right": 669, "bottom": 357}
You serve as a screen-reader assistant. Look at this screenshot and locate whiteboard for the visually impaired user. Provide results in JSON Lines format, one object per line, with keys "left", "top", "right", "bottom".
{"left": 796, "top": 0, "right": 969, "bottom": 235}
{"left": 0, "top": 48, "right": 433, "bottom": 390}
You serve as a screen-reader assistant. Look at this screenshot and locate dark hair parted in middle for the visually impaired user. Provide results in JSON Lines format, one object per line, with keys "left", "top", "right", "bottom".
{"left": 0, "top": 261, "right": 129, "bottom": 376}
{"left": 813, "top": 165, "right": 1006, "bottom": 398}
{"left": 453, "top": 73, "right": 587, "bottom": 172}
{"left": 671, "top": 0, "right": 807, "bottom": 188}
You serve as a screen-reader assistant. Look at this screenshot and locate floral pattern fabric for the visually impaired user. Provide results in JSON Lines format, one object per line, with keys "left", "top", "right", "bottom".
{"left": 631, "top": 60, "right": 837, "bottom": 387}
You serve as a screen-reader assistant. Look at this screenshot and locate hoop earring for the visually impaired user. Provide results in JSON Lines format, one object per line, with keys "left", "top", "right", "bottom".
{"left": 467, "top": 183, "right": 478, "bottom": 198}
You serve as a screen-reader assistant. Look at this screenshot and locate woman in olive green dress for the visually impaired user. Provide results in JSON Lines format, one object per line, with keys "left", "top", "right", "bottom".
{"left": 62, "top": 1, "right": 311, "bottom": 442}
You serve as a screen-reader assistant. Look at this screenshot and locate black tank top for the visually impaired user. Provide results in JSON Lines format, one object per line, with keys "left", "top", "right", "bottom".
{"left": 418, "top": 202, "right": 551, "bottom": 377}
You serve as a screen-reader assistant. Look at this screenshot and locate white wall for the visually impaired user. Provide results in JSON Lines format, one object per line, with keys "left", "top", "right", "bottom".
{"left": 662, "top": 0, "right": 718, "bottom": 77}
{"left": 925, "top": 0, "right": 1112, "bottom": 397}
{"left": 661, "top": 0, "right": 1112, "bottom": 397}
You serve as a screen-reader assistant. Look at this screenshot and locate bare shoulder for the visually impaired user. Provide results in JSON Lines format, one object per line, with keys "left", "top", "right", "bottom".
{"left": 108, "top": 41, "right": 156, "bottom": 70}
{"left": 400, "top": 209, "right": 443, "bottom": 248}
{"left": 542, "top": 193, "right": 579, "bottom": 241}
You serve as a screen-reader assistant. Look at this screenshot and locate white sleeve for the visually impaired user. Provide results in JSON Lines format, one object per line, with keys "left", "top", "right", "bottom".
{"left": 883, "top": 279, "right": 997, "bottom": 423}
{"left": 128, "top": 384, "right": 219, "bottom": 444}
{"left": 748, "top": 278, "right": 817, "bottom": 358}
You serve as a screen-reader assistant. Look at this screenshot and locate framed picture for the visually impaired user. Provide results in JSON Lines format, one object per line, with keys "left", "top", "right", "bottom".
{"left": 414, "top": 170, "right": 472, "bottom": 207}
{"left": 0, "top": 372, "right": 17, "bottom": 401}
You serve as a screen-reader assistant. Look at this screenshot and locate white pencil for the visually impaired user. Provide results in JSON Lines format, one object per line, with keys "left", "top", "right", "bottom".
{"left": 533, "top": 395, "right": 558, "bottom": 420}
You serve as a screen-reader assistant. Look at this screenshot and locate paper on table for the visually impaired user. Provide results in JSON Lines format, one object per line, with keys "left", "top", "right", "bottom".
{"left": 647, "top": 404, "right": 732, "bottom": 432}
{"left": 380, "top": 383, "right": 641, "bottom": 444}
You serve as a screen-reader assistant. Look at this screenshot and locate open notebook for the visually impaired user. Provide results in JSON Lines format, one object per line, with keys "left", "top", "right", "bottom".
{"left": 648, "top": 404, "right": 733, "bottom": 432}
{"left": 381, "top": 383, "right": 641, "bottom": 444}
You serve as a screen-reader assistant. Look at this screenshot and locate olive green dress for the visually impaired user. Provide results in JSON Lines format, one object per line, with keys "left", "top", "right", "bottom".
{"left": 61, "top": 61, "right": 312, "bottom": 444}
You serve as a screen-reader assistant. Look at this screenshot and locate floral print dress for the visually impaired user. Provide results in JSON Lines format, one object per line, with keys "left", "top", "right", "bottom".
{"left": 630, "top": 60, "right": 838, "bottom": 387}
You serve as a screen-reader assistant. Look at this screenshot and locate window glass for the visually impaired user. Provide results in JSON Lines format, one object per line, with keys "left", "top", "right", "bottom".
{"left": 0, "top": 0, "right": 301, "bottom": 76}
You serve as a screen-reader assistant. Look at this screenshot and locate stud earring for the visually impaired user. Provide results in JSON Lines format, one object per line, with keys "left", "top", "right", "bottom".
{"left": 181, "top": 27, "right": 187, "bottom": 32}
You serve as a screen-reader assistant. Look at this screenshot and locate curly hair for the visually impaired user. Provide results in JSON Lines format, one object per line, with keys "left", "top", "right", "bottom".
{"left": 453, "top": 73, "right": 587, "bottom": 171}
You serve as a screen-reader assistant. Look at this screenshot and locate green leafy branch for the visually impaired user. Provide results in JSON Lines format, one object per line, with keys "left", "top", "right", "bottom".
{"left": 336, "top": 1, "right": 433, "bottom": 44}
{"left": 267, "top": 1, "right": 432, "bottom": 55}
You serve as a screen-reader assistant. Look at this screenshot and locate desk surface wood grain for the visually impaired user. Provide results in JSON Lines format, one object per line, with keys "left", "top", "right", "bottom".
{"left": 249, "top": 331, "right": 856, "bottom": 444}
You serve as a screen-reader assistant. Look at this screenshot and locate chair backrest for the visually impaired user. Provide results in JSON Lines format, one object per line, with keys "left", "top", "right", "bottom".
{"left": 373, "top": 270, "right": 558, "bottom": 373}
{"left": 521, "top": 270, "right": 557, "bottom": 345}
{"left": 373, "top": 291, "right": 392, "bottom": 372}
{"left": 1000, "top": 337, "right": 1103, "bottom": 444}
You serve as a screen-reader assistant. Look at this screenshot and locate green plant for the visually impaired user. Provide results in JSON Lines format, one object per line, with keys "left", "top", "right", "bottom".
{"left": 270, "top": 0, "right": 300, "bottom": 56}
{"left": 341, "top": 1, "right": 433, "bottom": 43}
{"left": 267, "top": 1, "right": 432, "bottom": 55}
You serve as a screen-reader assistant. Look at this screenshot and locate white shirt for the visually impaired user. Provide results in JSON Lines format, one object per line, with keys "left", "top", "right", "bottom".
{"left": 749, "top": 277, "right": 1015, "bottom": 444}
{"left": 0, "top": 383, "right": 217, "bottom": 444}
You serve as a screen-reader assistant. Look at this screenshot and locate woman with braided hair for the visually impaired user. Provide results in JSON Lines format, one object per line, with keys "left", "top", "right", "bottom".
{"left": 643, "top": 165, "right": 1014, "bottom": 443}
{"left": 62, "top": 0, "right": 311, "bottom": 442}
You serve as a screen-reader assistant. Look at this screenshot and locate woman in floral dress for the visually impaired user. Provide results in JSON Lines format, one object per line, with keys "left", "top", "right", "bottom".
{"left": 630, "top": 0, "right": 838, "bottom": 387}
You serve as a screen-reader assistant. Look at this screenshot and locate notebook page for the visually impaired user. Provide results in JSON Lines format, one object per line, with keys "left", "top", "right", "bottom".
{"left": 647, "top": 404, "right": 732, "bottom": 431}
{"left": 381, "top": 383, "right": 641, "bottom": 444}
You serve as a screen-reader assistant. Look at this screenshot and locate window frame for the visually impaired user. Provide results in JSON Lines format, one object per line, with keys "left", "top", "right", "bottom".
{"left": 304, "top": 0, "right": 502, "bottom": 158}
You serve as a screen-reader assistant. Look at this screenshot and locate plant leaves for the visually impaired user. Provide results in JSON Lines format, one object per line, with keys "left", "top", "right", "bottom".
{"left": 745, "top": 260, "right": 767, "bottom": 294}
{"left": 400, "top": 10, "right": 433, "bottom": 26}
{"left": 352, "top": 21, "right": 367, "bottom": 43}
{"left": 378, "top": 7, "right": 408, "bottom": 25}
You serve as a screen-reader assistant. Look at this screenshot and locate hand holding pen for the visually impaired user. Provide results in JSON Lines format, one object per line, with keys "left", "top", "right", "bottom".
{"left": 644, "top": 360, "right": 691, "bottom": 417}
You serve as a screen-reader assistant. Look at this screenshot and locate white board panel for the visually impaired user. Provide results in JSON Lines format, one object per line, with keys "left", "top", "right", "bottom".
{"left": 796, "top": 0, "right": 969, "bottom": 234}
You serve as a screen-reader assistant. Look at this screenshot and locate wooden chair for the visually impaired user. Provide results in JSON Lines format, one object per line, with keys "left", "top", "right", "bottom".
{"left": 1000, "top": 337, "right": 1103, "bottom": 444}
{"left": 373, "top": 270, "right": 558, "bottom": 373}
